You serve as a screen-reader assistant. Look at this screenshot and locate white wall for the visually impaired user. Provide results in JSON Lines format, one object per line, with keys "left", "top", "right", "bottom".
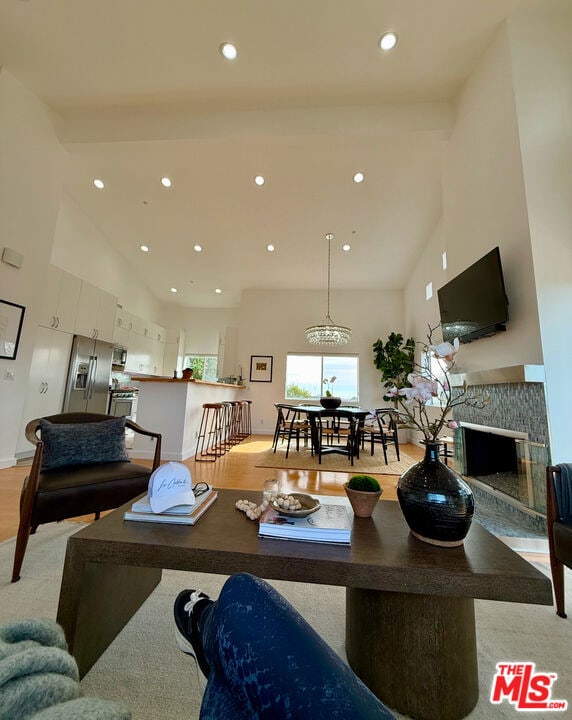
{"left": 405, "top": 22, "right": 542, "bottom": 375}
{"left": 0, "top": 69, "right": 67, "bottom": 467}
{"left": 160, "top": 305, "right": 239, "bottom": 355}
{"left": 237, "top": 288, "right": 404, "bottom": 433}
{"left": 508, "top": 2, "right": 572, "bottom": 462}
{"left": 51, "top": 194, "right": 162, "bottom": 321}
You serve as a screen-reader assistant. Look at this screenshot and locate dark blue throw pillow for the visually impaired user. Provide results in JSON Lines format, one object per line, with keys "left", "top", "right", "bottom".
{"left": 40, "top": 417, "right": 130, "bottom": 471}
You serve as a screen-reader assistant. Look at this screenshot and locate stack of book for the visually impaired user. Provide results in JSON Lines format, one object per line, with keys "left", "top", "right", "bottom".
{"left": 259, "top": 504, "right": 352, "bottom": 545}
{"left": 124, "top": 485, "right": 217, "bottom": 525}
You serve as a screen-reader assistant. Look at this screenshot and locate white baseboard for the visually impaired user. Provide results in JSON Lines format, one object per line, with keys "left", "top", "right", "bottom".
{"left": 0, "top": 456, "right": 17, "bottom": 470}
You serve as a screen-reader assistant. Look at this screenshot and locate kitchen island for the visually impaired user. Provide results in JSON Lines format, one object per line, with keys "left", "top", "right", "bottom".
{"left": 131, "top": 378, "right": 246, "bottom": 461}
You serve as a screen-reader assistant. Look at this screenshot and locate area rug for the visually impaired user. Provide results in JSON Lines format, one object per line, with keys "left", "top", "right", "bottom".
{"left": 1, "top": 522, "right": 571, "bottom": 720}
{"left": 255, "top": 445, "right": 415, "bottom": 475}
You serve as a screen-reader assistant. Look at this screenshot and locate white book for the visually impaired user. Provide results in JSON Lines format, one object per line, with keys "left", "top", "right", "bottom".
{"left": 259, "top": 504, "right": 352, "bottom": 545}
{"left": 124, "top": 491, "right": 218, "bottom": 525}
{"left": 130, "top": 485, "right": 214, "bottom": 515}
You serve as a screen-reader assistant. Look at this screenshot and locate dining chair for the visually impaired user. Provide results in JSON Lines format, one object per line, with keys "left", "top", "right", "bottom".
{"left": 360, "top": 408, "right": 401, "bottom": 464}
{"left": 272, "top": 404, "right": 310, "bottom": 458}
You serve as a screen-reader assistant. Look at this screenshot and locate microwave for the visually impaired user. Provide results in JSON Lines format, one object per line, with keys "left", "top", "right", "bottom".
{"left": 112, "top": 346, "right": 127, "bottom": 367}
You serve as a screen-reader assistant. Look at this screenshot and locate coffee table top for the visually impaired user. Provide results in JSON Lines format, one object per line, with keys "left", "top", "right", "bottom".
{"left": 69, "top": 489, "right": 552, "bottom": 605}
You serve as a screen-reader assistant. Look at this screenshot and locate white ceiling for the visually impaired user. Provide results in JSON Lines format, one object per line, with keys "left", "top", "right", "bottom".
{"left": 0, "top": 0, "right": 525, "bottom": 308}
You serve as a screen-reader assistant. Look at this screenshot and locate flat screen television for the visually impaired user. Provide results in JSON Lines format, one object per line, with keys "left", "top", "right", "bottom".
{"left": 437, "top": 247, "right": 509, "bottom": 344}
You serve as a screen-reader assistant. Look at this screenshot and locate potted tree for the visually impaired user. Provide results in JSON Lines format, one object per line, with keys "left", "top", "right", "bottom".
{"left": 343, "top": 474, "right": 383, "bottom": 517}
{"left": 372, "top": 332, "right": 415, "bottom": 442}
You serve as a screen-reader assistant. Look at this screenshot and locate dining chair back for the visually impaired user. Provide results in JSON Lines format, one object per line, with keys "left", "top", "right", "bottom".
{"left": 360, "top": 408, "right": 401, "bottom": 464}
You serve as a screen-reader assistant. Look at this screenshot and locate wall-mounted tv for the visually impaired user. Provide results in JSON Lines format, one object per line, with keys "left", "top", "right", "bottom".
{"left": 437, "top": 247, "right": 509, "bottom": 344}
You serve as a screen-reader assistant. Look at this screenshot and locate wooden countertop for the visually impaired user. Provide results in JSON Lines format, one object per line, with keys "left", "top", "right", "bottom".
{"left": 132, "top": 377, "right": 245, "bottom": 389}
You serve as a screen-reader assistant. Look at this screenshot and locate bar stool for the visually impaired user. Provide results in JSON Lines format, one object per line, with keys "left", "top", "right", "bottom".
{"left": 229, "top": 401, "right": 246, "bottom": 444}
{"left": 220, "top": 401, "right": 235, "bottom": 450}
{"left": 195, "top": 403, "right": 225, "bottom": 461}
{"left": 236, "top": 400, "right": 250, "bottom": 440}
{"left": 243, "top": 399, "right": 252, "bottom": 437}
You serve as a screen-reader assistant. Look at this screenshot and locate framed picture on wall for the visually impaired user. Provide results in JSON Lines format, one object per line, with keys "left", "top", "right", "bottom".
{"left": 250, "top": 355, "right": 273, "bottom": 382}
{"left": 0, "top": 299, "right": 25, "bottom": 360}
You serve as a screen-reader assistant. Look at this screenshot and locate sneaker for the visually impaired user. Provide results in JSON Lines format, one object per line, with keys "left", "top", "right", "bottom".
{"left": 173, "top": 589, "right": 211, "bottom": 687}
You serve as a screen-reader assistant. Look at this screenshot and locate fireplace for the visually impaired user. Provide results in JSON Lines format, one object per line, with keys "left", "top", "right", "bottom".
{"left": 450, "top": 365, "right": 550, "bottom": 516}
{"left": 460, "top": 422, "right": 531, "bottom": 505}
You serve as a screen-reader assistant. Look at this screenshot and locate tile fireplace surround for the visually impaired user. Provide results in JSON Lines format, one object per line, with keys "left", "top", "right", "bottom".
{"left": 449, "top": 365, "right": 549, "bottom": 526}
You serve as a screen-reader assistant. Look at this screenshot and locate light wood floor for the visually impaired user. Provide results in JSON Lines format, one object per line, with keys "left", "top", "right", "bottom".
{"left": 0, "top": 435, "right": 424, "bottom": 543}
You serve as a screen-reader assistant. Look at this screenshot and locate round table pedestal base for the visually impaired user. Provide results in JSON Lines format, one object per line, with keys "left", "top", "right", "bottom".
{"left": 345, "top": 588, "right": 479, "bottom": 720}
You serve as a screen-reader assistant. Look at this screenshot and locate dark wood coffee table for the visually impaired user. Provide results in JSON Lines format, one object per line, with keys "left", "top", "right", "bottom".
{"left": 56, "top": 490, "right": 551, "bottom": 720}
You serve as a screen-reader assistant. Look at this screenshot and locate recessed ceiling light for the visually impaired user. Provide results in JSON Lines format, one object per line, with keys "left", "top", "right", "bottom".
{"left": 342, "top": 244, "right": 351, "bottom": 252}
{"left": 254, "top": 175, "right": 265, "bottom": 186}
{"left": 140, "top": 245, "right": 149, "bottom": 252}
{"left": 353, "top": 172, "right": 365, "bottom": 183}
{"left": 160, "top": 177, "right": 172, "bottom": 188}
{"left": 93, "top": 179, "right": 105, "bottom": 189}
{"left": 215, "top": 288, "right": 222, "bottom": 294}
{"left": 170, "top": 287, "right": 178, "bottom": 293}
{"left": 194, "top": 244, "right": 202, "bottom": 252}
{"left": 220, "top": 42, "right": 238, "bottom": 60}
{"left": 379, "top": 32, "right": 398, "bottom": 51}
{"left": 267, "top": 244, "right": 275, "bottom": 252}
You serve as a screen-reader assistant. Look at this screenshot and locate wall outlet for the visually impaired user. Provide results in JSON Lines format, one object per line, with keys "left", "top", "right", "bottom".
{"left": 4, "top": 370, "right": 15, "bottom": 380}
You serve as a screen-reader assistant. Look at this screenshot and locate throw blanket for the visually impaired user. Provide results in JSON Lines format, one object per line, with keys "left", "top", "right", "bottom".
{"left": 555, "top": 463, "right": 572, "bottom": 520}
{"left": 0, "top": 619, "right": 130, "bottom": 720}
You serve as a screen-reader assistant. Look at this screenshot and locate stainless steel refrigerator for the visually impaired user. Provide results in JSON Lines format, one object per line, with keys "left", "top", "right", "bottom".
{"left": 63, "top": 335, "right": 113, "bottom": 413}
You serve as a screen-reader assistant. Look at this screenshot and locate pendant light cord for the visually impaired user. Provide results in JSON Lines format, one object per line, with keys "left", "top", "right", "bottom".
{"left": 326, "top": 233, "right": 332, "bottom": 323}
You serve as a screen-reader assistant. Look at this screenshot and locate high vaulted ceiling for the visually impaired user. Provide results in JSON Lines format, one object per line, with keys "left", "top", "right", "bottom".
{"left": 0, "top": 0, "right": 526, "bottom": 307}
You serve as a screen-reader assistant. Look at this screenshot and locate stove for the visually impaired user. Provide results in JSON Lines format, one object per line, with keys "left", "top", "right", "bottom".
{"left": 108, "top": 389, "right": 138, "bottom": 419}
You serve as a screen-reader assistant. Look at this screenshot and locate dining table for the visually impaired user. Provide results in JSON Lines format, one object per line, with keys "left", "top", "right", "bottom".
{"left": 281, "top": 404, "right": 371, "bottom": 463}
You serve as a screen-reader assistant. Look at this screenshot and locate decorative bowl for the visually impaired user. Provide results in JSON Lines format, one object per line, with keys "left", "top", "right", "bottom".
{"left": 320, "top": 396, "right": 342, "bottom": 409}
{"left": 271, "top": 493, "right": 321, "bottom": 518}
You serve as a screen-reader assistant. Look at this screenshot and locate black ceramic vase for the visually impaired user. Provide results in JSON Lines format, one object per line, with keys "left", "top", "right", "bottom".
{"left": 397, "top": 441, "right": 474, "bottom": 547}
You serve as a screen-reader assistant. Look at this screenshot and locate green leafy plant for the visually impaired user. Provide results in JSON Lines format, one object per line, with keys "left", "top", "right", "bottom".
{"left": 372, "top": 332, "right": 415, "bottom": 398}
{"left": 286, "top": 383, "right": 312, "bottom": 399}
{"left": 346, "top": 474, "right": 382, "bottom": 492}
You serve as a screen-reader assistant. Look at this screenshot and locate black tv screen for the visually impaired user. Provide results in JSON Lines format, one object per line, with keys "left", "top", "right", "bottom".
{"left": 437, "top": 247, "right": 509, "bottom": 344}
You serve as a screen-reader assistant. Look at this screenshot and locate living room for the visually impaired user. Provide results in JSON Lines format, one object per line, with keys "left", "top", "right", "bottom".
{"left": 1, "top": 1, "right": 571, "bottom": 474}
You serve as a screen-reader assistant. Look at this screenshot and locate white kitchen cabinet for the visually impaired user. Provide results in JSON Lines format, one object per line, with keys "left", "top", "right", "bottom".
{"left": 124, "top": 327, "right": 164, "bottom": 375}
{"left": 39, "top": 266, "right": 82, "bottom": 334}
{"left": 74, "top": 281, "right": 117, "bottom": 342}
{"left": 149, "top": 322, "right": 166, "bottom": 342}
{"left": 113, "top": 306, "right": 135, "bottom": 347}
{"left": 129, "top": 313, "right": 147, "bottom": 336}
{"left": 16, "top": 328, "right": 73, "bottom": 455}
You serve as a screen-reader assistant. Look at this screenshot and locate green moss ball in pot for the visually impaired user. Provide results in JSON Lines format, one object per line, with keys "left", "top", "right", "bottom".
{"left": 344, "top": 475, "right": 383, "bottom": 517}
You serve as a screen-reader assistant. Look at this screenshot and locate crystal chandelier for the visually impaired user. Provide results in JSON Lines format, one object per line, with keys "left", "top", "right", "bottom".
{"left": 305, "top": 233, "right": 352, "bottom": 345}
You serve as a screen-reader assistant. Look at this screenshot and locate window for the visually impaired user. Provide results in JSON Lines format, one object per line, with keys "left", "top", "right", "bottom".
{"left": 421, "top": 350, "right": 448, "bottom": 406}
{"left": 285, "top": 354, "right": 359, "bottom": 401}
{"left": 183, "top": 355, "right": 218, "bottom": 382}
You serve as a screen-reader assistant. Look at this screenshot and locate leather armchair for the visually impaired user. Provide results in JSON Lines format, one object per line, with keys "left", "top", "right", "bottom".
{"left": 12, "top": 412, "right": 161, "bottom": 582}
{"left": 546, "top": 464, "right": 572, "bottom": 617}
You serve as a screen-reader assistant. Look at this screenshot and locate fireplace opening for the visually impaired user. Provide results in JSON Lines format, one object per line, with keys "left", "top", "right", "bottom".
{"left": 462, "top": 426, "right": 525, "bottom": 503}
{"left": 464, "top": 428, "right": 518, "bottom": 476}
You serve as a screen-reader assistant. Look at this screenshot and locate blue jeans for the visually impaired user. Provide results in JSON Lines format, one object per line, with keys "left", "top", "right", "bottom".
{"left": 197, "top": 573, "right": 395, "bottom": 720}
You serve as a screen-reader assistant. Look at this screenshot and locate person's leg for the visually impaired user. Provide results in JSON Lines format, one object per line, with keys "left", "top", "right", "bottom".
{"left": 191, "top": 573, "right": 395, "bottom": 720}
